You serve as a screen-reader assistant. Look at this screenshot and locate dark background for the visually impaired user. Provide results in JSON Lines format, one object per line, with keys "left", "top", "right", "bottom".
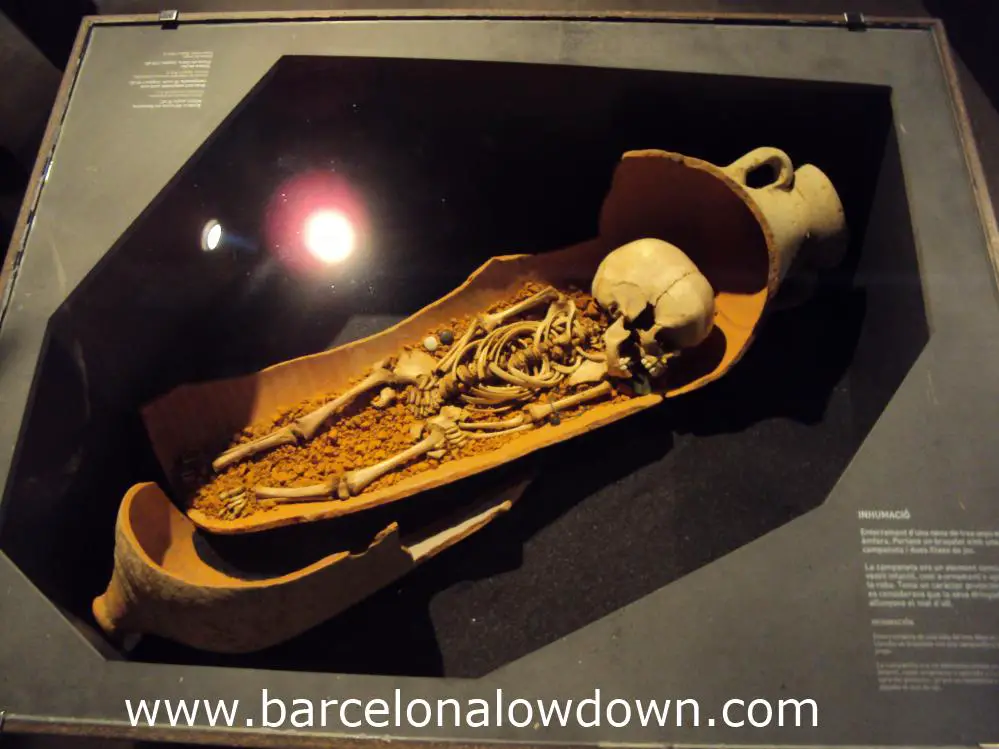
{"left": 0, "top": 0, "right": 998, "bottom": 278}
{"left": 0, "top": 1, "right": 995, "bottom": 748}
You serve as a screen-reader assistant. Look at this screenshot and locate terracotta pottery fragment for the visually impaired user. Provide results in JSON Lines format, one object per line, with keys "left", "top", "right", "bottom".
{"left": 138, "top": 147, "right": 845, "bottom": 534}
{"left": 93, "top": 476, "right": 530, "bottom": 653}
{"left": 92, "top": 147, "right": 846, "bottom": 653}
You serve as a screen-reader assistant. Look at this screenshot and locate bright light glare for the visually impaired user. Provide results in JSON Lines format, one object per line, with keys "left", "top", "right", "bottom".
{"left": 201, "top": 220, "right": 223, "bottom": 251}
{"left": 304, "top": 210, "right": 355, "bottom": 264}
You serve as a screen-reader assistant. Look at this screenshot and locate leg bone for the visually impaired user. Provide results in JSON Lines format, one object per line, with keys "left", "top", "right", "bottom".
{"left": 212, "top": 429, "right": 303, "bottom": 472}
{"left": 525, "top": 381, "right": 613, "bottom": 423}
{"left": 213, "top": 356, "right": 430, "bottom": 472}
{"left": 254, "top": 480, "right": 338, "bottom": 503}
{"left": 341, "top": 426, "right": 447, "bottom": 497}
{"left": 255, "top": 423, "right": 449, "bottom": 503}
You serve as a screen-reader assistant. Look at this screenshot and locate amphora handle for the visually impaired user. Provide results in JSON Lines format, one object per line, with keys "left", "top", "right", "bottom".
{"left": 723, "top": 147, "right": 795, "bottom": 191}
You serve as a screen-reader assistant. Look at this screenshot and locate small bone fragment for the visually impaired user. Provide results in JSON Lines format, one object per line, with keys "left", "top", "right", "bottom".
{"left": 409, "top": 421, "right": 426, "bottom": 440}
{"left": 373, "top": 387, "right": 397, "bottom": 408}
{"left": 427, "top": 449, "right": 447, "bottom": 460}
{"left": 221, "top": 493, "right": 252, "bottom": 520}
{"left": 452, "top": 340, "right": 482, "bottom": 371}
{"left": 435, "top": 409, "right": 467, "bottom": 448}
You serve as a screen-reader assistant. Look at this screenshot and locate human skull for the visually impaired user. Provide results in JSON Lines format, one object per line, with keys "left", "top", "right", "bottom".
{"left": 592, "top": 238, "right": 715, "bottom": 379}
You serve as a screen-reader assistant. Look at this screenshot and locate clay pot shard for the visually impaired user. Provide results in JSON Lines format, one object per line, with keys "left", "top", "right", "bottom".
{"left": 93, "top": 475, "right": 530, "bottom": 654}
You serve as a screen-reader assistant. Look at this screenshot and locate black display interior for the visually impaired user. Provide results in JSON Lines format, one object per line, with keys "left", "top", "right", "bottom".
{"left": 0, "top": 56, "right": 927, "bottom": 678}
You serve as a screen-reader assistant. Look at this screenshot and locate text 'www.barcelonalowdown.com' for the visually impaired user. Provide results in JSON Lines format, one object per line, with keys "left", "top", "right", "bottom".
{"left": 125, "top": 689, "right": 818, "bottom": 730}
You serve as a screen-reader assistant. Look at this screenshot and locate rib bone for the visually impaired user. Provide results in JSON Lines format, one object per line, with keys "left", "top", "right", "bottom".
{"left": 464, "top": 424, "right": 534, "bottom": 439}
{"left": 435, "top": 321, "right": 482, "bottom": 375}
{"left": 436, "top": 288, "right": 560, "bottom": 376}
{"left": 506, "top": 365, "right": 561, "bottom": 388}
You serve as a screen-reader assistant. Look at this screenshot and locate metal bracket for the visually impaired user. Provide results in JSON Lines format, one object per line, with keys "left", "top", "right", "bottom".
{"left": 843, "top": 11, "right": 868, "bottom": 31}
{"left": 159, "top": 9, "right": 179, "bottom": 27}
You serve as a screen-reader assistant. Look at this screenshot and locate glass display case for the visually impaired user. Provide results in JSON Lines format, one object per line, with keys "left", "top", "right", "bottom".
{"left": 0, "top": 10, "right": 996, "bottom": 747}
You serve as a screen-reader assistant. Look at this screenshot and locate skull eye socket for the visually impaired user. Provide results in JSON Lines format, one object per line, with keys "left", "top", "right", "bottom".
{"left": 631, "top": 304, "right": 656, "bottom": 330}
